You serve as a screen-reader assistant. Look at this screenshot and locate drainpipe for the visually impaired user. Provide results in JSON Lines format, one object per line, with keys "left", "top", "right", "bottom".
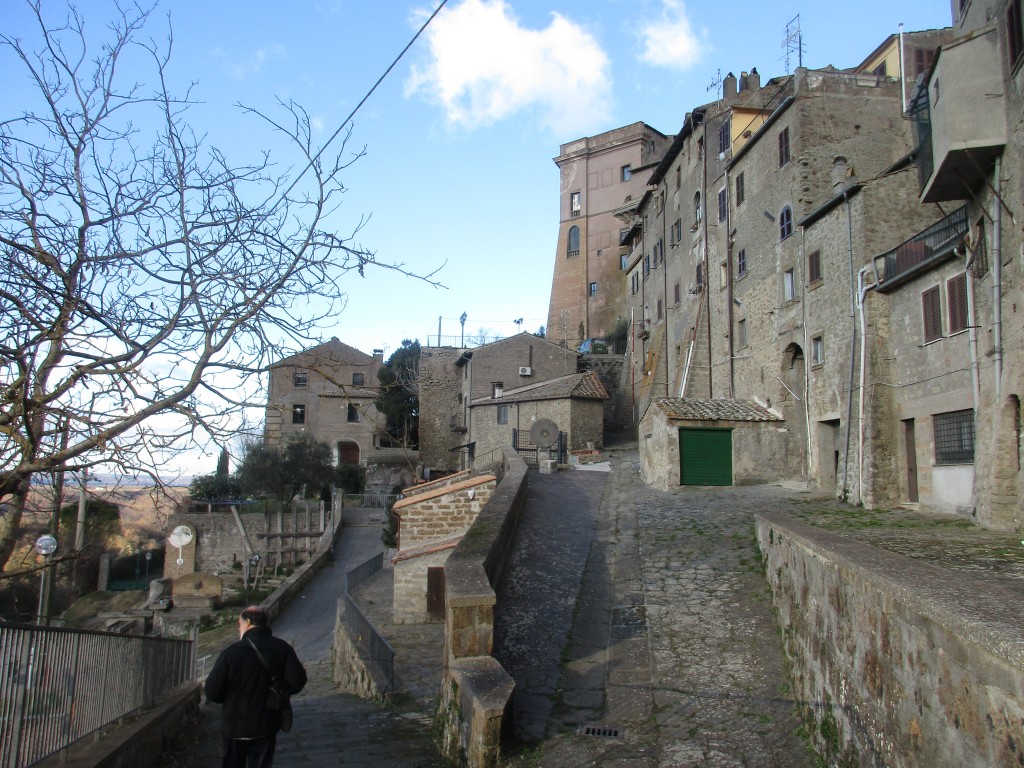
{"left": 856, "top": 265, "right": 878, "bottom": 505}
{"left": 898, "top": 23, "right": 908, "bottom": 116}
{"left": 992, "top": 156, "right": 1003, "bottom": 396}
{"left": 841, "top": 191, "right": 856, "bottom": 501}
{"left": 965, "top": 245, "right": 981, "bottom": 416}
{"left": 725, "top": 167, "right": 735, "bottom": 398}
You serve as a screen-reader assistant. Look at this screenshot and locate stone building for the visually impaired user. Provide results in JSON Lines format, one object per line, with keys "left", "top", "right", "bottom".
{"left": 264, "top": 338, "right": 417, "bottom": 491}
{"left": 546, "top": 122, "right": 671, "bottom": 349}
{"left": 416, "top": 333, "right": 607, "bottom": 474}
{"left": 906, "top": 0, "right": 1024, "bottom": 528}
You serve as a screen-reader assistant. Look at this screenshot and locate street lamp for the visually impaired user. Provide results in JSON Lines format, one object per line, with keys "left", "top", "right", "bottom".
{"left": 460, "top": 312, "right": 467, "bottom": 347}
{"left": 34, "top": 534, "right": 57, "bottom": 625}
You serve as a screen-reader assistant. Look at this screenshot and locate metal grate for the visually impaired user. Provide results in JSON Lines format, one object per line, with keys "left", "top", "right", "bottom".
{"left": 579, "top": 724, "right": 623, "bottom": 738}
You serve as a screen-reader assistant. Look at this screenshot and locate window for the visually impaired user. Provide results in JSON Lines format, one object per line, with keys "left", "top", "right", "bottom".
{"left": 811, "top": 335, "right": 824, "bottom": 366}
{"left": 718, "top": 119, "right": 731, "bottom": 155}
{"left": 736, "top": 318, "right": 748, "bottom": 349}
{"left": 292, "top": 404, "right": 306, "bottom": 424}
{"left": 913, "top": 48, "right": 935, "bottom": 78}
{"left": 695, "top": 263, "right": 704, "bottom": 289}
{"left": 783, "top": 268, "right": 796, "bottom": 302}
{"left": 1010, "top": 0, "right": 1024, "bottom": 69}
{"left": 496, "top": 404, "right": 509, "bottom": 425}
{"left": 737, "top": 249, "right": 747, "bottom": 277}
{"left": 293, "top": 371, "right": 308, "bottom": 388}
{"left": 694, "top": 192, "right": 702, "bottom": 224}
{"left": 589, "top": 281, "right": 598, "bottom": 297}
{"left": 718, "top": 188, "right": 727, "bottom": 222}
{"left": 570, "top": 191, "right": 581, "bottom": 217}
{"left": 631, "top": 271, "right": 640, "bottom": 295}
{"left": 567, "top": 225, "right": 580, "bottom": 257}
{"left": 675, "top": 166, "right": 681, "bottom": 190}
{"left": 922, "top": 285, "right": 943, "bottom": 342}
{"left": 719, "top": 260, "right": 728, "bottom": 288}
{"left": 621, "top": 253, "right": 628, "bottom": 270}
{"left": 491, "top": 381, "right": 504, "bottom": 398}
{"left": 735, "top": 172, "right": 745, "bottom": 206}
{"left": 933, "top": 409, "right": 975, "bottom": 464}
{"left": 347, "top": 404, "right": 359, "bottom": 423}
{"left": 621, "top": 164, "right": 632, "bottom": 181}
{"left": 778, "top": 127, "right": 791, "bottom": 166}
{"left": 779, "top": 207, "right": 793, "bottom": 240}
{"left": 352, "top": 372, "right": 365, "bottom": 386}
{"left": 644, "top": 253, "right": 651, "bottom": 278}
{"left": 808, "top": 250, "right": 822, "bottom": 284}
{"left": 656, "top": 298, "right": 663, "bottom": 322}
{"left": 672, "top": 218, "right": 683, "bottom": 243}
{"left": 947, "top": 272, "right": 968, "bottom": 333}
{"left": 674, "top": 282, "right": 681, "bottom": 304}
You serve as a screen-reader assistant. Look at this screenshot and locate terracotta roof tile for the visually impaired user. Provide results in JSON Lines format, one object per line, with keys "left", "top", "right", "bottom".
{"left": 654, "top": 398, "right": 782, "bottom": 422}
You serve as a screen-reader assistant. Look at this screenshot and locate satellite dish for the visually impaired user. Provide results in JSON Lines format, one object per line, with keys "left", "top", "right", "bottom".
{"left": 530, "top": 418, "right": 560, "bottom": 449}
{"left": 168, "top": 525, "right": 194, "bottom": 548}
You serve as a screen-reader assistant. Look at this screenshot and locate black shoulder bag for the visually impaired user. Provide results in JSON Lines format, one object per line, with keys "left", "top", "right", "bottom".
{"left": 246, "top": 639, "right": 294, "bottom": 733}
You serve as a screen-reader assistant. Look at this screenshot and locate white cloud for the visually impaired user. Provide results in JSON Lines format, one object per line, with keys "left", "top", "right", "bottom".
{"left": 405, "top": 0, "right": 612, "bottom": 135}
{"left": 229, "top": 43, "right": 286, "bottom": 80}
{"left": 637, "top": 0, "right": 704, "bottom": 70}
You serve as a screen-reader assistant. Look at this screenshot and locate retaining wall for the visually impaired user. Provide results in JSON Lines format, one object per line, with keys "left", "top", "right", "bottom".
{"left": 435, "top": 448, "right": 529, "bottom": 768}
{"left": 756, "top": 512, "right": 1024, "bottom": 768}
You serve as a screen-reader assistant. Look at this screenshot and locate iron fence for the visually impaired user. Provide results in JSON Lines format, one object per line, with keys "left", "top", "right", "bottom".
{"left": 342, "top": 554, "right": 394, "bottom": 692}
{"left": 0, "top": 621, "right": 193, "bottom": 768}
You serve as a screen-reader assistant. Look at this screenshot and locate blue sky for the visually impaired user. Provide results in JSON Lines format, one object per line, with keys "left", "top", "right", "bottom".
{"left": 5, "top": 0, "right": 954, "bottom": 357}
{"left": 4, "top": 0, "right": 953, "bottom": 474}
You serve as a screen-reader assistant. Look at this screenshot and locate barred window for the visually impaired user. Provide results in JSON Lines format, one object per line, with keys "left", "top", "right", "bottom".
{"left": 933, "top": 409, "right": 974, "bottom": 464}
{"left": 293, "top": 371, "right": 308, "bottom": 388}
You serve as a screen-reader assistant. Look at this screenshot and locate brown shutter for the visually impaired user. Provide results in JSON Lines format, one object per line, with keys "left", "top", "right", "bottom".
{"left": 922, "top": 285, "right": 942, "bottom": 342}
{"left": 947, "top": 273, "right": 968, "bottom": 334}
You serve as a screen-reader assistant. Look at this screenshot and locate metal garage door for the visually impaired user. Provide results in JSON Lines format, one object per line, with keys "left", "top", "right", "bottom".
{"left": 679, "top": 428, "right": 733, "bottom": 486}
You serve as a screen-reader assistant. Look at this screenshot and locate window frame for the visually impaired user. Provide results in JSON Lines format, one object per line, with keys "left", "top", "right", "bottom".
{"left": 807, "top": 250, "right": 822, "bottom": 284}
{"left": 735, "top": 172, "right": 745, "bottom": 206}
{"left": 779, "top": 207, "right": 794, "bottom": 240}
{"left": 621, "top": 164, "right": 632, "bottom": 181}
{"left": 811, "top": 334, "right": 824, "bottom": 367}
{"left": 933, "top": 409, "right": 975, "bottom": 465}
{"left": 736, "top": 318, "right": 748, "bottom": 349}
{"left": 737, "top": 248, "right": 747, "bottom": 277}
{"left": 783, "top": 268, "right": 796, "bottom": 302}
{"left": 717, "top": 188, "right": 727, "bottom": 223}
{"left": 292, "top": 404, "right": 306, "bottom": 425}
{"left": 589, "top": 281, "right": 598, "bottom": 297}
{"left": 567, "top": 225, "right": 580, "bottom": 257}
{"left": 346, "top": 403, "right": 360, "bottom": 423}
{"left": 293, "top": 371, "right": 308, "bottom": 388}
{"left": 570, "top": 191, "right": 581, "bottom": 218}
{"left": 496, "top": 404, "right": 509, "bottom": 425}
{"left": 352, "top": 372, "right": 365, "bottom": 386}
{"left": 718, "top": 119, "right": 731, "bottom": 155}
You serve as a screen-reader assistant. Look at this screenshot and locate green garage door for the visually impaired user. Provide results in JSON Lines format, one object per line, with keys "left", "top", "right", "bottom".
{"left": 679, "top": 428, "right": 733, "bottom": 486}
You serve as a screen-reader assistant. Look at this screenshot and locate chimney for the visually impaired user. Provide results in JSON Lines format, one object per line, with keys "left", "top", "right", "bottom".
{"left": 372, "top": 348, "right": 385, "bottom": 363}
{"left": 831, "top": 156, "right": 857, "bottom": 191}
{"left": 747, "top": 67, "right": 761, "bottom": 90}
{"left": 723, "top": 72, "right": 737, "bottom": 99}
{"left": 739, "top": 71, "right": 749, "bottom": 92}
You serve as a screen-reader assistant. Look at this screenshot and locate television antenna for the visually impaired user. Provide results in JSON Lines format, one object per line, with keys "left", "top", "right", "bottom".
{"left": 782, "top": 14, "right": 804, "bottom": 73}
{"left": 706, "top": 68, "right": 723, "bottom": 99}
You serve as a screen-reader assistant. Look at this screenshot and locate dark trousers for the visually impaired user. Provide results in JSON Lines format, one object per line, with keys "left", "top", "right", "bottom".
{"left": 222, "top": 734, "right": 277, "bottom": 768}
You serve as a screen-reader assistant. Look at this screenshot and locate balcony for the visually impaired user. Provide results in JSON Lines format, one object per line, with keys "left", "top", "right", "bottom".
{"left": 914, "top": 27, "right": 1007, "bottom": 203}
{"left": 873, "top": 206, "right": 968, "bottom": 293}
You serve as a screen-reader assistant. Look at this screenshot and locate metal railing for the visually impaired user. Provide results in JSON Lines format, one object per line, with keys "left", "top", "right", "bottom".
{"left": 0, "top": 622, "right": 193, "bottom": 768}
{"left": 874, "top": 205, "right": 968, "bottom": 291}
{"left": 342, "top": 554, "right": 395, "bottom": 692}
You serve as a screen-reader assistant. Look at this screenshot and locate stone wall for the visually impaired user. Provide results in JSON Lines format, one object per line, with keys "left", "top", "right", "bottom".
{"left": 757, "top": 512, "right": 1024, "bottom": 768}
{"left": 435, "top": 449, "right": 528, "bottom": 767}
{"left": 418, "top": 346, "right": 464, "bottom": 473}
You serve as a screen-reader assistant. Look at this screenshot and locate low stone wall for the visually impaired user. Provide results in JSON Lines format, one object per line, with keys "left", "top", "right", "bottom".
{"left": 435, "top": 448, "right": 529, "bottom": 767}
{"left": 756, "top": 512, "right": 1024, "bottom": 768}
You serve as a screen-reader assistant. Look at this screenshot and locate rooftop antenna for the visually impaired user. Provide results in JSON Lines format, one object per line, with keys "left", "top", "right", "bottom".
{"left": 706, "top": 67, "right": 723, "bottom": 99}
{"left": 782, "top": 14, "right": 804, "bottom": 73}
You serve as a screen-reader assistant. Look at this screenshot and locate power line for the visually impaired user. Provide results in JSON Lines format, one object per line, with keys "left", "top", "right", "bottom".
{"left": 280, "top": 0, "right": 450, "bottom": 201}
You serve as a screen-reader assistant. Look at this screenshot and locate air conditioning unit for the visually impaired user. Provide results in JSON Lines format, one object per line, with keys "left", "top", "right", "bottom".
{"left": 518, "top": 366, "right": 533, "bottom": 376}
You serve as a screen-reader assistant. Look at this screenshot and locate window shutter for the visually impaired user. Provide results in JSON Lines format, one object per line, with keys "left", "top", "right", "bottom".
{"left": 922, "top": 285, "right": 942, "bottom": 342}
{"left": 947, "top": 273, "right": 968, "bottom": 333}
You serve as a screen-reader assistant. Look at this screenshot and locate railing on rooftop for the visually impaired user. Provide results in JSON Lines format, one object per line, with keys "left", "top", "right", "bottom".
{"left": 0, "top": 622, "right": 193, "bottom": 768}
{"left": 873, "top": 205, "right": 968, "bottom": 293}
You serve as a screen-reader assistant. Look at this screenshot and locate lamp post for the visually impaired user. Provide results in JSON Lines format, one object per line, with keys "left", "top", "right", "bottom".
{"left": 34, "top": 534, "right": 57, "bottom": 625}
{"left": 460, "top": 312, "right": 467, "bottom": 347}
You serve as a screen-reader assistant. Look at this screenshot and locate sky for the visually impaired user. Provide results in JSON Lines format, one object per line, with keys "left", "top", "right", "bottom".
{"left": 3, "top": 0, "right": 954, "bottom": 475}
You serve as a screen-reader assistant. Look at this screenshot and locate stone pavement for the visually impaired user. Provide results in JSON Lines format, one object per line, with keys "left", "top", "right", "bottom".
{"left": 160, "top": 440, "right": 1024, "bottom": 767}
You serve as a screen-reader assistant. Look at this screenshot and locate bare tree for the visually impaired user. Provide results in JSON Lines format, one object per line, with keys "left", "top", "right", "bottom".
{"left": 0, "top": 2, "right": 437, "bottom": 570}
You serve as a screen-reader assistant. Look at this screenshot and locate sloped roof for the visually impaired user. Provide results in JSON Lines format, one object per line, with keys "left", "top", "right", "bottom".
{"left": 471, "top": 371, "right": 608, "bottom": 406}
{"left": 472, "top": 331, "right": 579, "bottom": 358}
{"left": 653, "top": 398, "right": 782, "bottom": 422}
{"left": 271, "top": 337, "right": 374, "bottom": 368}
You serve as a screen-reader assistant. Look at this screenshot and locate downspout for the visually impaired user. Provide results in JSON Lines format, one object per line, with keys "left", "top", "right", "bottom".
{"left": 841, "top": 190, "right": 857, "bottom": 501}
{"left": 898, "top": 23, "right": 908, "bottom": 116}
{"left": 662, "top": 186, "right": 670, "bottom": 397}
{"left": 856, "top": 266, "right": 878, "bottom": 505}
{"left": 725, "top": 166, "right": 735, "bottom": 398}
{"left": 702, "top": 124, "right": 712, "bottom": 396}
{"left": 992, "top": 156, "right": 1003, "bottom": 396}
{"left": 965, "top": 245, "right": 981, "bottom": 415}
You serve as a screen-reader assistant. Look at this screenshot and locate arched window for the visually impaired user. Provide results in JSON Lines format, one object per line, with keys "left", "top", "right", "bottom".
{"left": 779, "top": 206, "right": 793, "bottom": 240}
{"left": 694, "top": 192, "right": 702, "bottom": 224}
{"left": 567, "top": 225, "right": 580, "bottom": 257}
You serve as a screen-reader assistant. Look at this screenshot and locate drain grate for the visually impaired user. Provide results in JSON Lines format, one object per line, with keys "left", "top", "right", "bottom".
{"left": 579, "top": 724, "right": 623, "bottom": 739}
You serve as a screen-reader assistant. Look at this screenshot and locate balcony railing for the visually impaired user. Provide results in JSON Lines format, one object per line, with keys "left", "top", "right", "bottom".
{"left": 874, "top": 205, "right": 968, "bottom": 293}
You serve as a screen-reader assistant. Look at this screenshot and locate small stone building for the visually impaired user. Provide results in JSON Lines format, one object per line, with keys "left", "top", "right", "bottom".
{"left": 639, "top": 398, "right": 796, "bottom": 490}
